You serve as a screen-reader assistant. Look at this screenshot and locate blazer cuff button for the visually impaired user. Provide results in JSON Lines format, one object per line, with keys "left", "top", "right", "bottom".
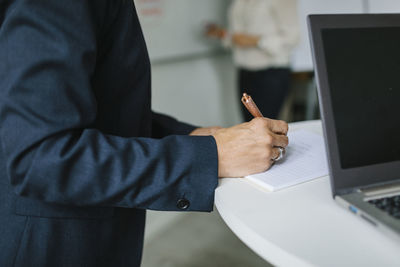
{"left": 177, "top": 198, "right": 190, "bottom": 210}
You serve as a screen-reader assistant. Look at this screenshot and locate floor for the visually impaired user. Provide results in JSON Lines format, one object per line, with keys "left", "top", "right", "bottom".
{"left": 141, "top": 210, "right": 273, "bottom": 267}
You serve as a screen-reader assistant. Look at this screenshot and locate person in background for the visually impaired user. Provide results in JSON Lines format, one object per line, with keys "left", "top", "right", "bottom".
{"left": 207, "top": 0, "right": 300, "bottom": 121}
{"left": 0, "top": 0, "right": 289, "bottom": 266}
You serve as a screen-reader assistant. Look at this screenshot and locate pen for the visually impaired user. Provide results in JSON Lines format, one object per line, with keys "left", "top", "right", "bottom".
{"left": 242, "top": 92, "right": 286, "bottom": 161}
{"left": 241, "top": 92, "right": 263, "bottom": 118}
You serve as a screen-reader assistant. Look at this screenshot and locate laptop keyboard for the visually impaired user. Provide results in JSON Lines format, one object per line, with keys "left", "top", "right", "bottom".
{"left": 368, "top": 195, "right": 400, "bottom": 219}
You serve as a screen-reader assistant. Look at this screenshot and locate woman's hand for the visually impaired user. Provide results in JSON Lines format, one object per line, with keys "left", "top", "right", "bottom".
{"left": 190, "top": 126, "right": 223, "bottom": 136}
{"left": 232, "top": 33, "right": 261, "bottom": 48}
{"left": 212, "top": 118, "right": 289, "bottom": 178}
{"left": 205, "top": 23, "right": 227, "bottom": 39}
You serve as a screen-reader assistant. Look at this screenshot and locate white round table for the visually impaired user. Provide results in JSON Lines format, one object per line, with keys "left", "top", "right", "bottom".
{"left": 215, "top": 120, "right": 400, "bottom": 267}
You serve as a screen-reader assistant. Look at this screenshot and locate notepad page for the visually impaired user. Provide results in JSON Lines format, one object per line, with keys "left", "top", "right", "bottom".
{"left": 245, "top": 130, "right": 329, "bottom": 191}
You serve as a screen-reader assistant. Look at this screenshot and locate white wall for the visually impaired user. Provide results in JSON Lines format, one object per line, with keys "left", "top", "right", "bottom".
{"left": 151, "top": 53, "right": 241, "bottom": 128}
{"left": 292, "top": 0, "right": 365, "bottom": 71}
{"left": 135, "top": 0, "right": 230, "bottom": 61}
{"left": 135, "top": 0, "right": 239, "bottom": 128}
{"left": 367, "top": 0, "right": 400, "bottom": 12}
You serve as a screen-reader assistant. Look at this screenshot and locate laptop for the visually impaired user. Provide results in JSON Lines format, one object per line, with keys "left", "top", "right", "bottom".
{"left": 308, "top": 14, "right": 400, "bottom": 241}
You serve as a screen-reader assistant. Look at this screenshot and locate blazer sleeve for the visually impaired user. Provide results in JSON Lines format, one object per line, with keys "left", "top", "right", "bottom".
{"left": 151, "top": 112, "right": 198, "bottom": 138}
{"left": 0, "top": 0, "right": 218, "bottom": 211}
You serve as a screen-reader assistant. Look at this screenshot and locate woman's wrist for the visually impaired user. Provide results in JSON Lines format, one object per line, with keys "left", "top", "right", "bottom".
{"left": 218, "top": 29, "right": 227, "bottom": 39}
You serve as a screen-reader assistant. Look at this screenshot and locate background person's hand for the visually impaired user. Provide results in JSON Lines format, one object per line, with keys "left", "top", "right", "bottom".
{"left": 190, "top": 126, "right": 223, "bottom": 136}
{"left": 232, "top": 33, "right": 260, "bottom": 48}
{"left": 212, "top": 117, "right": 289, "bottom": 178}
{"left": 205, "top": 23, "right": 226, "bottom": 39}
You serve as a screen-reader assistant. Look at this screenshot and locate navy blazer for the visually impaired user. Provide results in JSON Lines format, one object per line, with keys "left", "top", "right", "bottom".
{"left": 0, "top": 0, "right": 218, "bottom": 266}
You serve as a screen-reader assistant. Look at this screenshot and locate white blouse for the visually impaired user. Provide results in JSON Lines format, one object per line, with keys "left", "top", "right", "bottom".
{"left": 225, "top": 0, "right": 300, "bottom": 70}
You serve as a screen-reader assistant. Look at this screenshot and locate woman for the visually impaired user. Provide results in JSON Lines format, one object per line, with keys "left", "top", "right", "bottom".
{"left": 207, "top": 0, "right": 300, "bottom": 121}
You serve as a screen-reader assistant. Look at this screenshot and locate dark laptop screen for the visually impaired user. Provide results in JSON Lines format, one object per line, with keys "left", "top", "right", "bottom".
{"left": 322, "top": 27, "right": 400, "bottom": 169}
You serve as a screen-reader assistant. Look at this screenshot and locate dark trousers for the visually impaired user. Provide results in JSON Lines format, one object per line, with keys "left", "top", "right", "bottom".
{"left": 239, "top": 67, "right": 291, "bottom": 121}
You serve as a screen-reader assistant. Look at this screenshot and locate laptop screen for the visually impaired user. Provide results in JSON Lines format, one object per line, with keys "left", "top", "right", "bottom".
{"left": 322, "top": 27, "right": 400, "bottom": 169}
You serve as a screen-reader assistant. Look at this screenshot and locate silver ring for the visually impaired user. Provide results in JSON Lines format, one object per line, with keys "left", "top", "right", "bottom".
{"left": 272, "top": 147, "right": 284, "bottom": 162}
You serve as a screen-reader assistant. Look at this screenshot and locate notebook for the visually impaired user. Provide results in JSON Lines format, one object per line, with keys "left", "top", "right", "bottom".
{"left": 245, "top": 129, "right": 328, "bottom": 191}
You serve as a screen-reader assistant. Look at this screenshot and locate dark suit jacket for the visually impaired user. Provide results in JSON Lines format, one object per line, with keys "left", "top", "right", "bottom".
{"left": 0, "top": 1, "right": 218, "bottom": 266}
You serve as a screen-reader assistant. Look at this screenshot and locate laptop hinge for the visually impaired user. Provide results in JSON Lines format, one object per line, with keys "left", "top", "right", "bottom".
{"left": 361, "top": 182, "right": 400, "bottom": 200}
